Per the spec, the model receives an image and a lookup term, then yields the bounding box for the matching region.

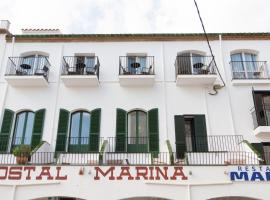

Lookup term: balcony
[251,105,270,137]
[0,135,264,165]
[5,57,50,86]
[230,61,270,85]
[175,56,217,86]
[118,56,155,86]
[61,56,100,86]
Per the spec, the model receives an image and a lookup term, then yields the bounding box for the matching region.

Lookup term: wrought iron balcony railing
[6,56,50,80]
[251,105,270,128]
[175,56,216,75]
[62,56,100,79]
[119,56,155,75]
[0,151,265,165]
[230,61,269,79]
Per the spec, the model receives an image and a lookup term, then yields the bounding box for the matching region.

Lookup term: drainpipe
[187,184,191,200]
[218,34,236,134]
[11,185,16,200]
[50,44,64,147]
[161,42,169,140]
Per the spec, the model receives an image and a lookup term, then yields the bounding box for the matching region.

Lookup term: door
[253,91,270,126]
[127,111,148,153]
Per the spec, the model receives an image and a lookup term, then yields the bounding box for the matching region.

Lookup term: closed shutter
[89,108,101,152]
[148,108,159,157]
[115,108,127,152]
[31,109,46,149]
[0,109,14,152]
[174,115,186,159]
[194,115,208,152]
[55,109,70,152]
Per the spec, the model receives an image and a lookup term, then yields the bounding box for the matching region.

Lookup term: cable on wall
[193,0,226,95]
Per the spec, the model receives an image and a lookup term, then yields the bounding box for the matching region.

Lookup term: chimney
[21,28,61,35]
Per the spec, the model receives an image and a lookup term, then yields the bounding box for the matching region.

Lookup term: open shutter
[251,143,265,164]
[174,115,186,159]
[194,115,208,152]
[148,108,159,156]
[31,109,45,149]
[89,108,101,152]
[55,109,69,153]
[0,109,14,152]
[115,108,127,152]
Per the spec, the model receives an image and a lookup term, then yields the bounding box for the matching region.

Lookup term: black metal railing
[119,56,155,75]
[0,151,266,165]
[107,137,153,153]
[56,137,104,153]
[175,56,216,75]
[230,61,269,79]
[182,135,244,152]
[251,105,270,128]
[62,56,100,79]
[6,56,51,81]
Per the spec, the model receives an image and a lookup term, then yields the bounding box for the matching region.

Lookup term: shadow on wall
[208,197,260,200]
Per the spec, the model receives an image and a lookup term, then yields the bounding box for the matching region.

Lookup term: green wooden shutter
[174,115,186,159]
[0,109,14,152]
[115,108,127,152]
[251,143,265,164]
[31,109,46,149]
[148,108,159,156]
[194,115,208,152]
[89,108,101,152]
[55,109,70,153]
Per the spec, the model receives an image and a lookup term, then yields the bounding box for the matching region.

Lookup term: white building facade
[0,20,270,200]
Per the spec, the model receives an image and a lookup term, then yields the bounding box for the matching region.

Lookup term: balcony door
[231,52,257,79]
[127,111,148,153]
[177,52,204,74]
[127,56,146,75]
[68,111,91,153]
[253,91,270,126]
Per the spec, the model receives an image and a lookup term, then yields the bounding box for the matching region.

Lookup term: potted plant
[12,145,31,165]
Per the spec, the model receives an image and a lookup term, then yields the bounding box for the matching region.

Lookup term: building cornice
[5,32,270,43]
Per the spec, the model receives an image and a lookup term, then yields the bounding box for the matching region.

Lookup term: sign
[0,166,188,181]
[230,166,270,181]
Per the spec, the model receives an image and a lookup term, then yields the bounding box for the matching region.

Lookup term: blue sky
[1,0,270,34]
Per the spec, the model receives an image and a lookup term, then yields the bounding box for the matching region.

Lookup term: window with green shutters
[174,114,208,159]
[55,108,101,153]
[115,108,159,153]
[0,109,45,153]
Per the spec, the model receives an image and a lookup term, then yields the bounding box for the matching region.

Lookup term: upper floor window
[230,51,267,79]
[176,51,215,75]
[119,54,154,75]
[20,54,49,75]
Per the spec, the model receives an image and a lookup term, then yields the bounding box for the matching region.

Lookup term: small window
[230,52,259,79]
[12,111,35,146]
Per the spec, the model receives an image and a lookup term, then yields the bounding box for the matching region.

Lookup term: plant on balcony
[166,140,174,165]
[12,145,31,165]
[99,140,108,165]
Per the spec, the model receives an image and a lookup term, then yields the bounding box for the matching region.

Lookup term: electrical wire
[193,0,226,87]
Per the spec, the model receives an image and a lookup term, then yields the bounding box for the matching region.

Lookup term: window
[177,52,206,75]
[174,115,208,159]
[252,91,270,127]
[12,111,35,146]
[127,56,147,74]
[115,108,159,153]
[69,111,91,152]
[231,52,259,79]
[20,54,48,74]
[128,110,147,151]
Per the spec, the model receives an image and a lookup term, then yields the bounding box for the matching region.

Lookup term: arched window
[68,111,91,152]
[12,111,35,146]
[230,51,259,79]
[127,110,148,152]
[176,51,209,75]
